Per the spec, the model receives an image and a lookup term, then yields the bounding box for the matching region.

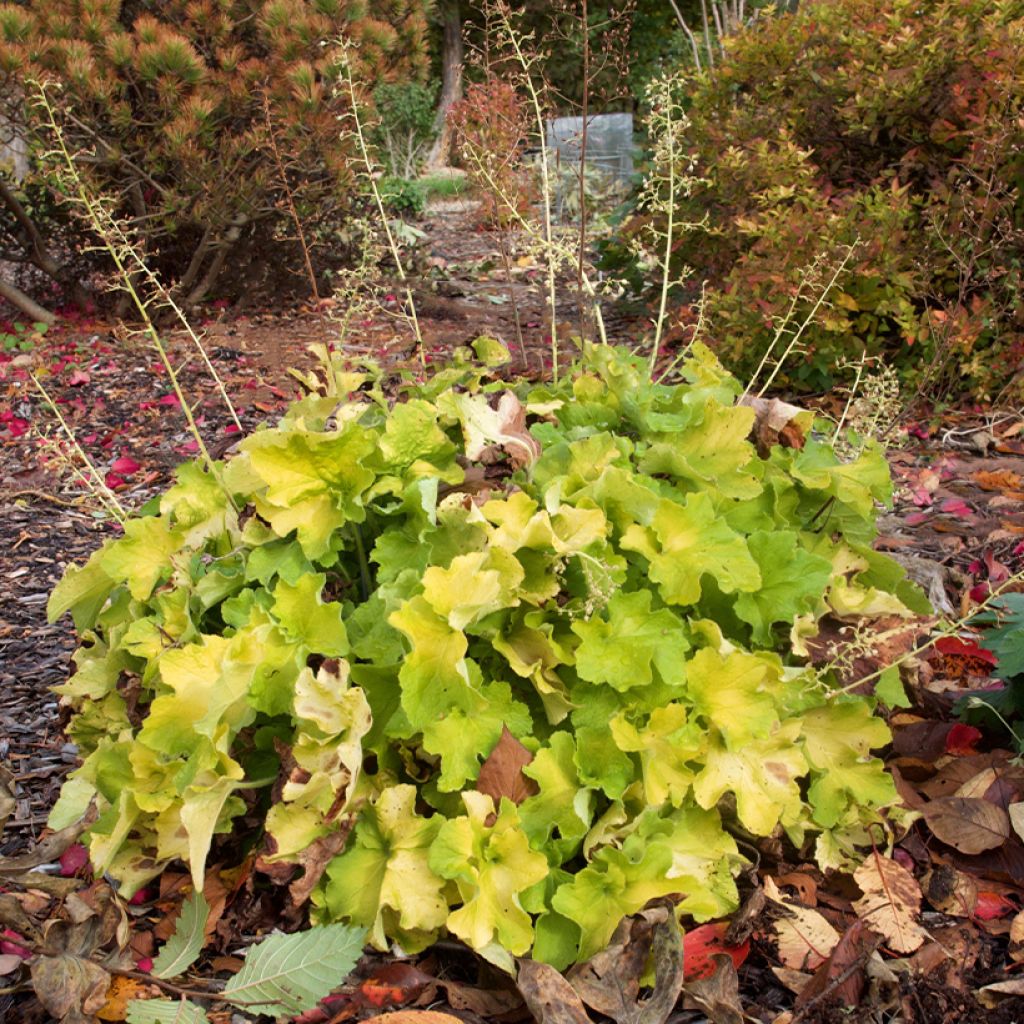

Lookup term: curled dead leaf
[31,953,111,1021]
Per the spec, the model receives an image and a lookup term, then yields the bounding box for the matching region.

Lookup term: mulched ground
[2,203,1024,1022]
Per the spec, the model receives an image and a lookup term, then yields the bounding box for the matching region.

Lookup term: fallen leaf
[357,963,435,1010]
[683,954,744,1024]
[31,953,111,1020]
[1010,801,1024,842]
[362,1014,466,1024]
[763,878,840,970]
[97,976,155,1021]
[476,725,539,810]
[770,967,813,997]
[923,796,1011,853]
[1009,909,1024,962]
[795,920,876,1010]
[974,890,1017,921]
[0,953,23,976]
[977,977,1024,1007]
[567,907,683,1024]
[921,866,977,917]
[683,923,750,981]
[852,857,926,953]
[517,958,592,1024]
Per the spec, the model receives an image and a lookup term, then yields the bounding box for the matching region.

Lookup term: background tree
[0,0,432,311]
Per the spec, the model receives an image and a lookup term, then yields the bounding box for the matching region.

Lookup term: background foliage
[615,0,1024,402]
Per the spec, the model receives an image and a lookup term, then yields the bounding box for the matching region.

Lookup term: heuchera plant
[47,341,927,969]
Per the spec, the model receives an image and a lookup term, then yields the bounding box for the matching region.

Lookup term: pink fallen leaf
[135,957,153,974]
[110,456,141,475]
[104,473,126,490]
[59,843,90,878]
[158,394,181,407]
[940,498,974,518]
[67,369,91,386]
[8,417,29,437]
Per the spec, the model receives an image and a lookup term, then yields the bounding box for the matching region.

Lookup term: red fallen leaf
[683,922,750,980]
[110,456,141,475]
[8,417,28,437]
[104,473,126,490]
[357,963,434,1009]
[59,844,90,878]
[974,892,1017,921]
[129,887,156,907]
[67,369,91,386]
[935,638,998,666]
[945,724,984,756]
[158,393,181,406]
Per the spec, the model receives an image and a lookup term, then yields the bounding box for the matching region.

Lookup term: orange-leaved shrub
[626,0,1024,401]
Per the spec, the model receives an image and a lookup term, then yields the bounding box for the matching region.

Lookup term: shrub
[617,0,1024,400]
[371,80,438,179]
[48,340,926,968]
[378,175,428,217]
[450,74,533,227]
[0,0,432,305]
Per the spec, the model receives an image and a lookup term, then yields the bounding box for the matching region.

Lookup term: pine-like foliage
[0,0,431,301]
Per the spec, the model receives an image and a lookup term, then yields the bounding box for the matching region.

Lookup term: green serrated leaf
[152,891,210,979]
[222,923,365,1015]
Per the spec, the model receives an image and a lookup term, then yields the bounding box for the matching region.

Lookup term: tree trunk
[425,0,464,171]
[0,276,55,323]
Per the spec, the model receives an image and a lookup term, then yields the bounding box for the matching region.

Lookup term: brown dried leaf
[852,857,926,953]
[569,907,683,1024]
[795,919,876,1010]
[363,1014,467,1024]
[0,764,15,833]
[517,958,592,1024]
[922,796,1011,854]
[1009,801,1024,842]
[683,954,744,1024]
[31,953,111,1022]
[920,866,978,917]
[803,616,930,691]
[476,725,539,810]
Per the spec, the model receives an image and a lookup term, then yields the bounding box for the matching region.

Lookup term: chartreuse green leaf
[800,700,896,828]
[572,590,689,691]
[734,532,832,643]
[519,732,595,858]
[610,704,704,807]
[429,792,549,955]
[271,573,348,656]
[47,547,117,630]
[319,785,449,951]
[685,647,780,746]
[50,340,920,969]
[621,494,761,607]
[640,395,760,498]
[693,721,808,834]
[152,891,209,979]
[221,922,365,1016]
[99,516,184,601]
